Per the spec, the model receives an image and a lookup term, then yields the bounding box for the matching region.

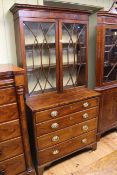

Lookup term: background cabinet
[95,4,117,140]
[0,65,35,175]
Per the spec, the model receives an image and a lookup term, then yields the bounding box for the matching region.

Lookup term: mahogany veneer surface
[26,88,100,175]
[26,88,100,111]
[96,11,117,140]
[0,65,35,175]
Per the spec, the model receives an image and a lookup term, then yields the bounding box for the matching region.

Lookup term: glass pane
[104,29,117,82]
[62,23,87,89]
[23,21,56,95]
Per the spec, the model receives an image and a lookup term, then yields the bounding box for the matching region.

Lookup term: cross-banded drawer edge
[35,97,99,123]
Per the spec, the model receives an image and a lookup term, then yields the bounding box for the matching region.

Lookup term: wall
[0,0,43,64]
[45,0,112,10]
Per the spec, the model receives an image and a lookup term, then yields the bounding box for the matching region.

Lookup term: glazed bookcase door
[103,26,117,84]
[60,21,87,90]
[23,20,58,95]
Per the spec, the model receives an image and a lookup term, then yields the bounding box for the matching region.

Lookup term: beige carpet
[75,150,117,175]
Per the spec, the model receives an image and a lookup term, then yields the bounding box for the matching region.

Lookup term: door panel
[61,21,87,89]
[99,88,117,131]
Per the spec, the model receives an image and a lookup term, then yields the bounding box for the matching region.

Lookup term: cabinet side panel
[98,88,117,133]
[96,26,105,87]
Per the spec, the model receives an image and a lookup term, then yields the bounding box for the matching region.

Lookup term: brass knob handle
[82,125,89,131]
[51,111,58,117]
[83,102,89,108]
[82,113,89,119]
[52,149,59,155]
[52,136,59,142]
[51,123,59,129]
[82,138,87,144]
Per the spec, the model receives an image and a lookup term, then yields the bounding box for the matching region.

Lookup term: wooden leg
[38,166,44,175]
[91,143,97,151]
[97,133,101,141]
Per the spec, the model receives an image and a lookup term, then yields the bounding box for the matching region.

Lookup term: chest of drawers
[0,65,35,175]
[26,88,100,175]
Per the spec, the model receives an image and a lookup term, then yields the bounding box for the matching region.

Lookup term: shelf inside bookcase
[25,42,86,50]
[26,62,86,72]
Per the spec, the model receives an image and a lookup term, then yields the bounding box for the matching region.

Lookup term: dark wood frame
[95,10,117,140]
[10,3,89,96]
[0,65,35,175]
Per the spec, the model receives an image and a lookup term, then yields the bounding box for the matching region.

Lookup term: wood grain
[0,103,19,123]
[0,154,26,175]
[36,110,97,136]
[38,130,96,165]
[0,87,16,105]
[43,132,117,175]
[75,151,117,175]
[37,118,97,150]
[27,88,100,112]
[36,104,99,123]
[95,11,117,140]
[0,137,23,161]
[0,65,35,175]
[0,120,20,142]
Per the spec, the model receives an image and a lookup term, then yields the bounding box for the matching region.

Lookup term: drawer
[0,137,23,161]
[36,97,99,123]
[0,88,16,105]
[38,130,96,165]
[0,103,19,123]
[0,154,26,175]
[0,120,20,142]
[37,118,97,150]
[36,107,98,136]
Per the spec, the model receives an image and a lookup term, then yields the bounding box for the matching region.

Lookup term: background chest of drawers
[26,88,100,175]
[0,65,35,175]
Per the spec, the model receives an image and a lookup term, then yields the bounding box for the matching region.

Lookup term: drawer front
[0,103,18,123]
[36,97,99,123]
[0,120,20,142]
[0,137,23,161]
[0,88,16,105]
[0,155,26,175]
[36,107,98,136]
[37,118,97,150]
[38,130,96,165]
